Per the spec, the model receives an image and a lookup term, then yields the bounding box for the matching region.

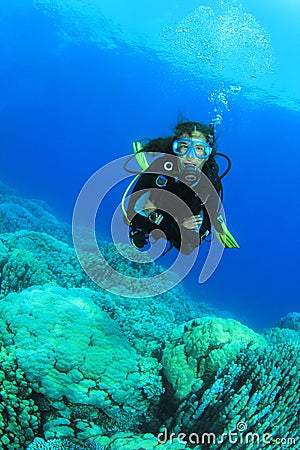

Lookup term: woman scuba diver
[123,121,239,255]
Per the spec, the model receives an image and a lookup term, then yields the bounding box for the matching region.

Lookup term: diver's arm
[139,197,163,225]
[126,171,157,222]
[129,164,165,225]
[132,191,164,225]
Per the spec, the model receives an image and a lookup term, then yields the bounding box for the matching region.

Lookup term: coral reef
[0,181,298,449]
[86,284,215,357]
[0,345,40,449]
[264,312,300,345]
[263,326,300,345]
[0,230,216,357]
[0,181,71,243]
[26,437,103,449]
[27,434,186,449]
[0,285,163,440]
[0,230,95,297]
[91,431,186,449]
[278,312,300,333]
[162,317,266,402]
[167,342,300,449]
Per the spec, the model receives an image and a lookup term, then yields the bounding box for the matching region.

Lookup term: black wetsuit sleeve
[126,157,169,222]
[126,173,157,223]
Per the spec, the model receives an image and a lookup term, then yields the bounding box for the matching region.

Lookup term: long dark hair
[174,121,216,150]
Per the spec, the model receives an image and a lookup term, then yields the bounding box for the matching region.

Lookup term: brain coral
[162,317,266,401]
[0,285,163,439]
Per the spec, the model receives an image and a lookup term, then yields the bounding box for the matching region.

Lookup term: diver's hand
[144,198,156,212]
[181,215,202,230]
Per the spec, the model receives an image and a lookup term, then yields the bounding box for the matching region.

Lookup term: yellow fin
[215,215,240,248]
[133,141,149,170]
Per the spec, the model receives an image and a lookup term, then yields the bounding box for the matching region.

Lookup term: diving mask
[173,138,212,160]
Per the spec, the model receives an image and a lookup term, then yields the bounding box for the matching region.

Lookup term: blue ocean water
[0,0,299,331]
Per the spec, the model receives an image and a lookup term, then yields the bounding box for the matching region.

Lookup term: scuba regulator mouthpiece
[181,164,201,188]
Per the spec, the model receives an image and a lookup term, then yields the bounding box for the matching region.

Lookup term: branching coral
[168,342,300,449]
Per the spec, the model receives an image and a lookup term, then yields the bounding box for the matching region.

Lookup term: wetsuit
[126,154,222,254]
